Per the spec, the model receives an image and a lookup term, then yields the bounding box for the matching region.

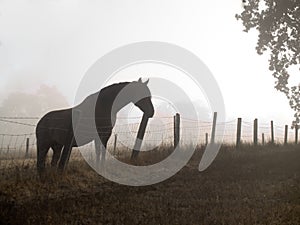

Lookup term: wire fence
[0,114,298,160]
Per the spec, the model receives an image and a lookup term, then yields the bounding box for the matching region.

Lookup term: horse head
[133,78,154,118]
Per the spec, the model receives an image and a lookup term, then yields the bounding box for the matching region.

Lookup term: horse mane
[100,81,130,93]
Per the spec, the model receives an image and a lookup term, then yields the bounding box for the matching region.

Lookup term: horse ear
[144,79,149,85]
[138,77,142,83]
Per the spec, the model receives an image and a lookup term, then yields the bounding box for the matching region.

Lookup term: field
[0,144,300,225]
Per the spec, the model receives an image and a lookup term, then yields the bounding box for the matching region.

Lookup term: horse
[36,78,154,175]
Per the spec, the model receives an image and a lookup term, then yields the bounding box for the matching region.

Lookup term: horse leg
[37,139,51,176]
[99,133,111,170]
[58,135,74,173]
[95,139,101,166]
[51,143,63,168]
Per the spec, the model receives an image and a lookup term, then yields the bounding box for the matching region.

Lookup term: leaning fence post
[131,114,150,159]
[25,138,29,158]
[295,124,298,144]
[284,125,288,145]
[236,118,242,147]
[253,118,258,145]
[173,113,180,148]
[210,112,217,144]
[270,120,274,144]
[113,134,117,154]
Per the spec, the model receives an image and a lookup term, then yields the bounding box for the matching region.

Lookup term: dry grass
[0,144,300,225]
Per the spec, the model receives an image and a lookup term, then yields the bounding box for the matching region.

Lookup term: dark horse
[36,78,154,174]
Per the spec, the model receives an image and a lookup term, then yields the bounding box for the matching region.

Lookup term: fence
[0,113,299,158]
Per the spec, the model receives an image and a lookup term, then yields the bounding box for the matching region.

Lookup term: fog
[0,0,295,127]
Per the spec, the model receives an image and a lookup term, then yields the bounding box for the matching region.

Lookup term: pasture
[1,144,300,225]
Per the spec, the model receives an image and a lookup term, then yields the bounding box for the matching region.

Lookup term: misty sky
[0,0,296,125]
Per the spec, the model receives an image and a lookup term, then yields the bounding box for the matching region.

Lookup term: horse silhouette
[36,78,154,175]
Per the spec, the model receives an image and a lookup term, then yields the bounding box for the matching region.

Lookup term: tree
[236,0,300,127]
[0,84,68,117]
[0,85,69,135]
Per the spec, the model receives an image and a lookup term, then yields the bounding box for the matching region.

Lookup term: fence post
[262,133,265,146]
[295,124,298,144]
[211,112,217,144]
[0,135,3,151]
[284,125,288,145]
[270,120,274,144]
[205,133,208,146]
[253,118,258,145]
[25,138,29,158]
[173,113,180,148]
[113,134,117,154]
[131,114,149,159]
[236,118,242,147]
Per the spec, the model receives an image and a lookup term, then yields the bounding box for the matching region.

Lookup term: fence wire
[0,116,298,160]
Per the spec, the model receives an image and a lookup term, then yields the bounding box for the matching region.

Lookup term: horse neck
[102,82,132,115]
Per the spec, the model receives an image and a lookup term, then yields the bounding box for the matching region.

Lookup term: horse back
[36,109,72,145]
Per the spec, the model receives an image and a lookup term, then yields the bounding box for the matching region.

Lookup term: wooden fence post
[262,133,265,146]
[253,118,258,145]
[173,113,180,148]
[113,134,117,154]
[236,118,242,147]
[25,138,29,158]
[284,125,288,145]
[131,114,149,159]
[295,124,298,144]
[271,120,274,144]
[173,114,176,148]
[0,135,3,151]
[205,133,208,146]
[210,112,217,144]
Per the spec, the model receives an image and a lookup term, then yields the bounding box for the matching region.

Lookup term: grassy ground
[0,144,300,225]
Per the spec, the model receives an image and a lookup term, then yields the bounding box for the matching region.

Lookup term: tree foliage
[0,85,68,117]
[0,85,69,135]
[236,0,300,127]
